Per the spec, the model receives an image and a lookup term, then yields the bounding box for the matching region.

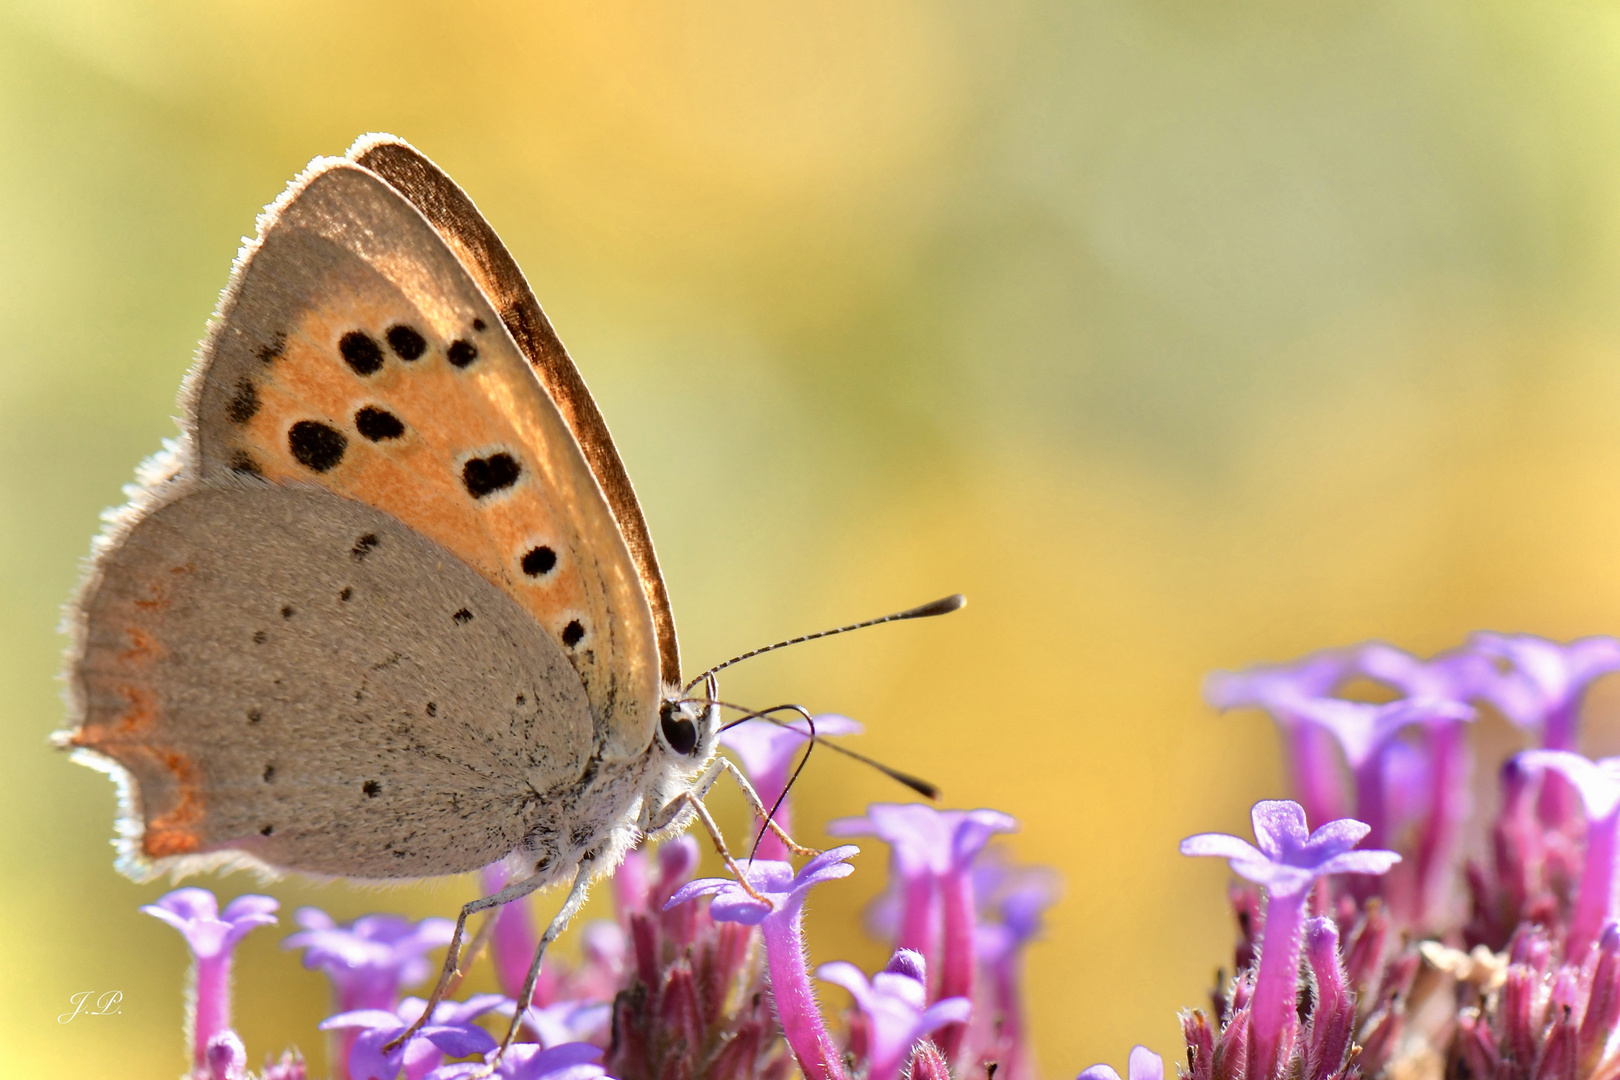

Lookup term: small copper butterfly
[56,133,959,1058]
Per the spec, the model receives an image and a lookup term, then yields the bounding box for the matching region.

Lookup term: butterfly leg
[659,786,773,904]
[704,758,820,858]
[488,859,597,1064]
[381,869,550,1054]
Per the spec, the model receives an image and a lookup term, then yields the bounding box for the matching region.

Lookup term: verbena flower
[428,1041,608,1080]
[1471,633,1620,750]
[1205,649,1360,827]
[139,628,1620,1080]
[1181,801,1399,1080]
[607,836,787,1080]
[667,847,861,1080]
[817,950,970,1080]
[319,994,504,1080]
[284,908,454,1079]
[142,888,279,1076]
[972,846,1060,1080]
[1357,643,1492,921]
[1078,1045,1164,1080]
[1280,695,1473,855]
[1515,751,1620,954]
[284,909,455,1012]
[828,805,1015,1006]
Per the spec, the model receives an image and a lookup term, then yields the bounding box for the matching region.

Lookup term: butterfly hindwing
[186,159,660,761]
[69,481,593,880]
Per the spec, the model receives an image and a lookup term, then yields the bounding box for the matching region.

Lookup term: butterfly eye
[659,701,699,757]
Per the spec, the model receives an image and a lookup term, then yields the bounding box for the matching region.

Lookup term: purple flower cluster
[139,713,1054,1080]
[1092,632,1620,1080]
[136,631,1620,1080]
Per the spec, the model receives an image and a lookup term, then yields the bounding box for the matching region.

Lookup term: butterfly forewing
[347,134,682,692]
[186,161,659,762]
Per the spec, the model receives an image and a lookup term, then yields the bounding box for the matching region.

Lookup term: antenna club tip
[911,594,966,619]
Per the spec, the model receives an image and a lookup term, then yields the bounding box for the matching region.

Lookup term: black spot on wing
[351,534,380,560]
[362,780,381,798]
[522,546,556,577]
[386,324,427,360]
[340,331,385,375]
[562,620,585,648]
[340,586,353,602]
[472,317,487,332]
[256,332,285,364]
[355,406,405,441]
[288,420,347,472]
[447,339,478,368]
[247,709,262,724]
[225,378,259,424]
[262,764,275,782]
[452,608,473,625]
[462,453,521,498]
[280,605,294,619]
[252,630,268,645]
[260,824,274,836]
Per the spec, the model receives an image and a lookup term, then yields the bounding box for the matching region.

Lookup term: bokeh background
[9,2,1620,1076]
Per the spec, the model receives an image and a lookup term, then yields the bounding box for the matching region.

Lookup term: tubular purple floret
[141,888,279,1075]
[1182,801,1399,1080]
[665,847,862,1080]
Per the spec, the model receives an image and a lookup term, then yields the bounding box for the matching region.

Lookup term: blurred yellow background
[9,1,1620,1077]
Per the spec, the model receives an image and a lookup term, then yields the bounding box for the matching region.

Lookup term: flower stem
[762,905,848,1080]
[1250,889,1306,1080]
[192,952,231,1071]
[938,867,975,1060]
[1571,810,1620,955]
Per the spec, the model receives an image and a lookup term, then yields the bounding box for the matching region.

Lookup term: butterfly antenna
[684,593,966,694]
[703,699,941,800]
[749,712,817,861]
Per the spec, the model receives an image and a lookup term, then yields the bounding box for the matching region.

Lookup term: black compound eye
[660,701,699,757]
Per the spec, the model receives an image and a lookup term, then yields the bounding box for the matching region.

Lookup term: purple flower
[666,846,861,1080]
[1205,649,1359,826]
[721,713,862,860]
[1515,751,1620,954]
[1284,695,1474,853]
[284,908,455,1010]
[818,950,970,1080]
[284,908,454,1078]
[501,999,612,1048]
[827,803,1016,1030]
[1358,644,1492,925]
[973,850,1060,1080]
[141,888,279,1074]
[1472,633,1620,750]
[1077,1045,1164,1080]
[1181,802,1399,1080]
[320,994,503,1080]
[427,1042,608,1080]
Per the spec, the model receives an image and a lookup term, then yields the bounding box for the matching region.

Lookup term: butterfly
[58,133,958,1060]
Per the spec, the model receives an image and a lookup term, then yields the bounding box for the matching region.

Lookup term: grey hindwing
[74,479,594,879]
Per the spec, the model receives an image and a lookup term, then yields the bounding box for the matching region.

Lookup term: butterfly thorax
[508,695,718,888]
